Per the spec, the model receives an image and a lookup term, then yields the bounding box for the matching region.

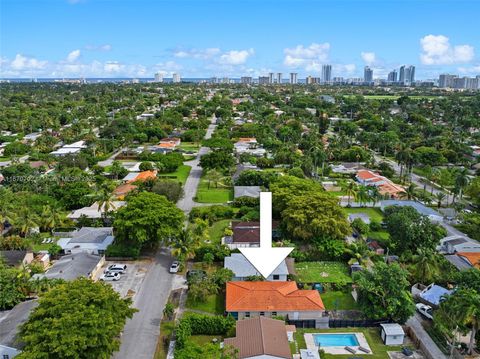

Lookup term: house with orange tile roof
[457,252,480,269]
[356,169,405,198]
[159,137,181,146]
[226,281,325,326]
[113,183,137,200]
[122,170,157,184]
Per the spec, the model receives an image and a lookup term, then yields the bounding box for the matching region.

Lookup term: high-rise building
[306,76,320,84]
[258,76,270,85]
[387,70,398,83]
[321,64,332,84]
[399,66,406,84]
[276,72,282,84]
[154,73,164,82]
[172,73,181,83]
[364,66,373,84]
[439,74,457,88]
[407,65,415,84]
[269,72,274,84]
[289,73,298,84]
[241,76,253,84]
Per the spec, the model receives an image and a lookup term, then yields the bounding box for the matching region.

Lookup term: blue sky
[1,0,479,78]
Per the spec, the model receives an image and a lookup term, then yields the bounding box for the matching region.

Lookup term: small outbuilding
[380,323,405,345]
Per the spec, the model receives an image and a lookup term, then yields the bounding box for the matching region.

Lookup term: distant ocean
[0,78,240,83]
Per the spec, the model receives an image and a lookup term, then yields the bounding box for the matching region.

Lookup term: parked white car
[169,261,180,273]
[416,303,433,320]
[100,272,121,281]
[105,264,127,274]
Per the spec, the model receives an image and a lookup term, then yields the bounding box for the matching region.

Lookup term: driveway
[97,260,150,300]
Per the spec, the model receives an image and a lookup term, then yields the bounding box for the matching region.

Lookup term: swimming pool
[313,333,359,347]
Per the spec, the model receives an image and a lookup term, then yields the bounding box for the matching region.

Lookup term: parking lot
[95,260,151,300]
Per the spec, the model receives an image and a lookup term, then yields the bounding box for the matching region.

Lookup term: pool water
[313,334,359,347]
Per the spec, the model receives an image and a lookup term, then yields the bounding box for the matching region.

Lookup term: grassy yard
[185,293,225,315]
[158,165,191,185]
[208,219,231,244]
[344,207,384,223]
[153,320,175,359]
[295,262,352,284]
[188,335,222,346]
[178,142,200,152]
[195,177,233,203]
[320,290,359,310]
[293,327,408,359]
[368,231,390,242]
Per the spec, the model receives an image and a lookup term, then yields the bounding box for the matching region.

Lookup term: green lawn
[195,177,233,203]
[178,142,200,152]
[368,231,390,241]
[295,262,352,284]
[188,335,221,346]
[344,207,384,223]
[154,320,175,359]
[158,165,191,185]
[185,293,225,315]
[208,219,231,244]
[320,290,359,310]
[293,327,408,359]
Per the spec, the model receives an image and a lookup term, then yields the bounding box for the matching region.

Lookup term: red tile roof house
[223,317,292,359]
[226,281,326,328]
[355,169,405,198]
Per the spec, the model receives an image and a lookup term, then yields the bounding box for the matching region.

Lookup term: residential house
[68,201,126,220]
[226,281,326,327]
[381,200,443,223]
[0,300,39,358]
[233,186,261,199]
[413,283,452,307]
[457,252,480,269]
[122,170,157,183]
[223,221,279,249]
[440,235,480,254]
[113,183,138,200]
[33,252,105,281]
[0,250,34,267]
[356,170,405,198]
[223,317,291,359]
[56,227,114,255]
[234,138,266,157]
[159,137,181,146]
[50,140,87,157]
[224,253,289,281]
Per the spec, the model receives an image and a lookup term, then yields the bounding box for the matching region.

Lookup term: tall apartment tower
[172,73,181,83]
[154,72,164,82]
[399,66,406,84]
[240,76,253,84]
[439,74,457,88]
[387,70,398,83]
[407,65,415,84]
[269,72,274,84]
[364,66,373,84]
[321,64,332,84]
[289,73,298,84]
[276,72,282,84]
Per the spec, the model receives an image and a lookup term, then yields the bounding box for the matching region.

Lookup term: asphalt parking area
[97,260,151,300]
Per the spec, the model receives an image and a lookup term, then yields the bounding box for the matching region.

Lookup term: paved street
[407,314,448,359]
[113,116,217,359]
[113,251,174,359]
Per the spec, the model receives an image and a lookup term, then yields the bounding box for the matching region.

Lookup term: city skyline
[1,0,479,79]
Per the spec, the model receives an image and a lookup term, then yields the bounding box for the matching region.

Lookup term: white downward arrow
[239,192,294,279]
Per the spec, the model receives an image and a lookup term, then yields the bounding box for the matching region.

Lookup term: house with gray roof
[440,235,480,254]
[234,186,261,199]
[380,200,443,222]
[33,252,105,281]
[224,253,289,281]
[57,227,114,255]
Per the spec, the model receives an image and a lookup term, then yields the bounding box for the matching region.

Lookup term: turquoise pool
[313,333,359,347]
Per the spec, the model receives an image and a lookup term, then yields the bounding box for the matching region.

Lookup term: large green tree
[114,192,184,247]
[17,278,137,359]
[354,262,415,324]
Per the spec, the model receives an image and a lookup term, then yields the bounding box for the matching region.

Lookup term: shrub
[369,220,382,232]
[105,242,141,259]
[232,196,259,208]
[189,205,234,222]
[351,218,370,235]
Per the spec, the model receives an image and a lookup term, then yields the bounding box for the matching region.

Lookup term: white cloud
[458,65,480,74]
[218,49,254,65]
[361,52,376,65]
[283,43,330,69]
[420,35,474,65]
[85,44,112,52]
[10,54,48,70]
[174,48,221,59]
[333,63,356,75]
[66,49,81,62]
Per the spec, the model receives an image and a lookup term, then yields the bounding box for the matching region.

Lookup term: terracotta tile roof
[157,142,176,148]
[127,170,157,183]
[357,169,379,180]
[457,252,480,269]
[113,183,137,197]
[226,281,325,312]
[224,317,291,359]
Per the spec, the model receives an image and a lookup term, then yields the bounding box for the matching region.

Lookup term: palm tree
[39,205,67,233]
[344,242,374,266]
[410,248,441,283]
[343,181,358,207]
[356,185,370,207]
[13,208,39,237]
[96,187,116,222]
[367,185,381,207]
[400,183,418,201]
[170,229,198,262]
[455,168,470,201]
[205,169,223,189]
[434,192,446,209]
